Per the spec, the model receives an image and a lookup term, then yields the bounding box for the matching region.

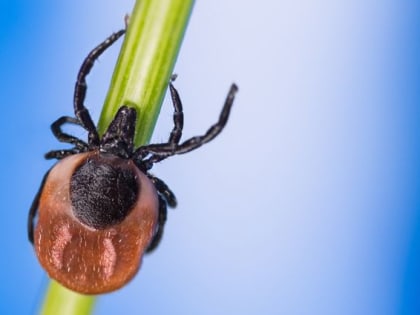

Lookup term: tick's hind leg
[146,195,167,253]
[148,174,177,208]
[145,174,176,252]
[28,170,51,244]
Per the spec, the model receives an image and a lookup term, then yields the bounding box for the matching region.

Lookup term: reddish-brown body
[34,152,159,294]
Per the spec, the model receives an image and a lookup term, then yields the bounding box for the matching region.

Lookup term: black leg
[165,83,238,154]
[74,30,125,146]
[146,194,167,253]
[136,83,238,161]
[28,170,51,244]
[51,116,88,150]
[148,174,177,207]
[167,82,184,145]
[45,148,84,160]
[134,81,184,163]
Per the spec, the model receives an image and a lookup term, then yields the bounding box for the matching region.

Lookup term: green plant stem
[40,281,95,315]
[98,0,194,146]
[39,0,194,314]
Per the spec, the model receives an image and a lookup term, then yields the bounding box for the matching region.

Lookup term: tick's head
[99,106,137,159]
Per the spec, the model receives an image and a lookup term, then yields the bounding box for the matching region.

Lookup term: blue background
[1,0,420,314]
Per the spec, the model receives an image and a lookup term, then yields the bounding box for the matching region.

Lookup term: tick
[28,29,238,294]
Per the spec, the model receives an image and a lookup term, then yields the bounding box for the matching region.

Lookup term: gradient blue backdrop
[1,0,419,314]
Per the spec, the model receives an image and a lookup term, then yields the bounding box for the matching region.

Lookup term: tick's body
[34,151,159,293]
[28,29,237,294]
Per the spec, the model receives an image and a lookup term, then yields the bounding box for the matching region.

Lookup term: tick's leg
[134,81,184,164]
[164,83,238,155]
[51,116,88,150]
[136,84,238,163]
[74,30,125,146]
[44,148,84,160]
[166,82,184,146]
[148,174,177,207]
[28,170,51,244]
[146,194,167,253]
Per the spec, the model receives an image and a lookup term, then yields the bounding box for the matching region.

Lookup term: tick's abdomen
[34,152,159,294]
